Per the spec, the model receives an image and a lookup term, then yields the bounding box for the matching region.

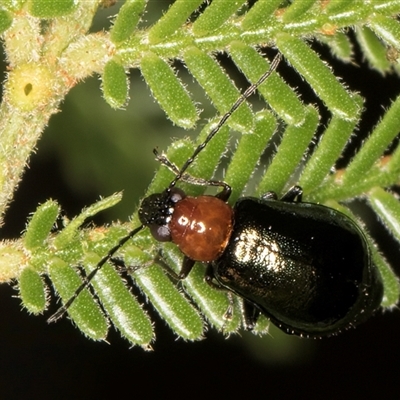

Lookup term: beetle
[48,52,383,337]
[137,179,383,337]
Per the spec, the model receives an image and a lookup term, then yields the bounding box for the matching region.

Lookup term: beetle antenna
[47,224,144,323]
[168,52,282,189]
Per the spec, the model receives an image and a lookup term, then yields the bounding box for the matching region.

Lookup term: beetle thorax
[169,195,234,262]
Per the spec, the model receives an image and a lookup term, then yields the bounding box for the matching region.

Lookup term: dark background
[1,2,399,399]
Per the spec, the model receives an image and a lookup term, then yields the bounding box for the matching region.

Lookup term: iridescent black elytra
[213,188,383,337]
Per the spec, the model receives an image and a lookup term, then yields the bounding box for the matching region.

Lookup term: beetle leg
[109,257,131,273]
[204,264,224,290]
[178,178,231,201]
[242,300,261,331]
[152,253,194,280]
[261,191,278,200]
[214,183,231,201]
[154,148,232,200]
[281,185,303,202]
[178,256,196,279]
[152,255,181,280]
[204,265,237,323]
[223,292,234,321]
[115,253,181,280]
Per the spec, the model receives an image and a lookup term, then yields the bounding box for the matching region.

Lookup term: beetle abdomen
[214,197,383,336]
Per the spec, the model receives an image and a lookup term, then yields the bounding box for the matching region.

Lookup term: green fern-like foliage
[0,0,400,348]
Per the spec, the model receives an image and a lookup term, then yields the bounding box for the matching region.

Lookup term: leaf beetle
[48,53,383,337]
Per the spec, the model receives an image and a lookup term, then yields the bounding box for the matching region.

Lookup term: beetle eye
[149,224,172,242]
